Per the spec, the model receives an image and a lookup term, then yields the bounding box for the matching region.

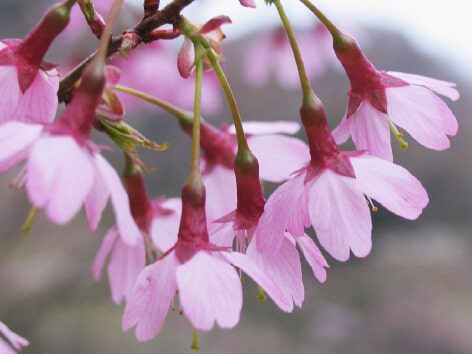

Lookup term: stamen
[366,196,378,213]
[191,329,200,351]
[257,285,267,302]
[21,206,38,234]
[387,118,408,150]
[9,168,27,190]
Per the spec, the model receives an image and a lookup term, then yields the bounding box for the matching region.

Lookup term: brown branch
[58,0,195,103]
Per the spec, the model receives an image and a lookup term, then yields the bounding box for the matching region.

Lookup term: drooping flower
[0,0,75,124]
[123,176,288,341]
[331,32,459,161]
[257,95,429,261]
[0,321,29,353]
[0,37,140,245]
[92,163,181,304]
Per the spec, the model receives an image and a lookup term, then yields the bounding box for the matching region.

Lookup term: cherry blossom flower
[0,0,76,123]
[123,177,288,341]
[0,321,29,353]
[331,33,459,161]
[239,0,256,8]
[257,96,429,261]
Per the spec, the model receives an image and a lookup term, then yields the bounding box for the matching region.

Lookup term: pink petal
[177,251,242,331]
[387,85,458,150]
[248,135,310,182]
[239,0,256,8]
[26,135,94,224]
[248,235,304,311]
[332,114,352,145]
[108,236,145,304]
[295,233,329,283]
[92,226,118,281]
[308,170,372,261]
[223,248,294,312]
[0,338,15,354]
[349,102,393,161]
[12,69,59,124]
[197,16,232,35]
[0,122,42,172]
[350,154,429,220]
[150,198,181,252]
[388,71,459,101]
[0,65,21,121]
[229,121,301,135]
[122,252,179,341]
[202,165,236,222]
[0,321,29,351]
[177,37,194,78]
[93,154,141,246]
[257,172,307,256]
[85,160,111,232]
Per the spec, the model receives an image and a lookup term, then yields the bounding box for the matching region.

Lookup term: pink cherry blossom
[0,122,140,246]
[0,321,29,353]
[239,0,256,8]
[257,151,428,261]
[331,34,459,161]
[92,197,182,304]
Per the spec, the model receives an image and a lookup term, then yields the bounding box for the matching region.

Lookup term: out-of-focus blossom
[0,0,76,123]
[0,321,29,353]
[331,33,459,161]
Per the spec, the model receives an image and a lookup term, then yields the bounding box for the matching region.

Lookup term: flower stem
[206,51,249,150]
[273,0,314,103]
[298,0,341,38]
[189,55,204,177]
[191,328,200,351]
[112,85,193,125]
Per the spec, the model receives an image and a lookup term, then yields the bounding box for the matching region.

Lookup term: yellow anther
[191,329,200,351]
[257,285,267,302]
[387,118,408,150]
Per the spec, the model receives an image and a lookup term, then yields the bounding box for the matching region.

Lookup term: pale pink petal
[84,161,111,232]
[388,71,459,101]
[150,198,181,252]
[108,236,145,304]
[26,135,94,224]
[308,170,372,261]
[12,69,59,124]
[228,121,300,135]
[0,122,42,172]
[122,252,179,341]
[294,233,329,283]
[0,321,29,351]
[257,171,307,255]
[248,135,310,182]
[387,85,458,150]
[332,114,352,145]
[248,235,304,311]
[223,248,293,312]
[202,165,236,222]
[0,66,21,121]
[177,251,242,331]
[92,227,118,281]
[0,338,15,354]
[93,154,140,246]
[349,102,393,161]
[208,222,235,248]
[350,154,429,220]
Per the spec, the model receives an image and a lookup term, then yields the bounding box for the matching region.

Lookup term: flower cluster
[0,0,459,351]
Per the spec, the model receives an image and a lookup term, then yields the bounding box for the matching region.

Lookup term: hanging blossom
[179,118,309,222]
[257,95,429,262]
[0,0,75,124]
[0,42,140,246]
[92,165,182,304]
[123,178,290,341]
[0,321,29,353]
[331,32,459,161]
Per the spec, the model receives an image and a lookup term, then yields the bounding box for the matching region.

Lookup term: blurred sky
[164,0,472,79]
